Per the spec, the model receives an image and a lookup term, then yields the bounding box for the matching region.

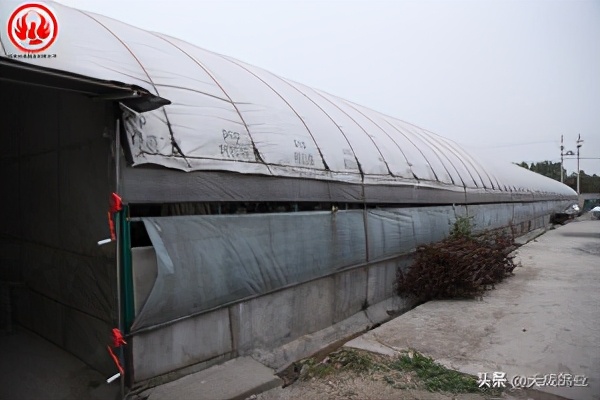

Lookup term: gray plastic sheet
[366,206,459,261]
[467,203,514,233]
[131,201,574,331]
[132,211,366,330]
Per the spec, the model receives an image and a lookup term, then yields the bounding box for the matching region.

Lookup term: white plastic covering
[0,1,577,199]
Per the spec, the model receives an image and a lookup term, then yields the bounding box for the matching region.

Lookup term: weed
[296,348,503,396]
[300,358,334,379]
[388,351,483,393]
[298,349,376,380]
[450,215,474,238]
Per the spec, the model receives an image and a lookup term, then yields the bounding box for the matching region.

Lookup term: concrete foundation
[130,254,416,383]
[132,308,232,381]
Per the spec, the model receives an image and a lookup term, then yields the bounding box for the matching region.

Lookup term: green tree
[565,171,600,194]
[529,161,564,181]
[516,160,600,193]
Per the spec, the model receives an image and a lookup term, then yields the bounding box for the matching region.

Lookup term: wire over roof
[0,1,576,199]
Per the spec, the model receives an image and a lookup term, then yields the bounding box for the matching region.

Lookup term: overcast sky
[56,0,599,175]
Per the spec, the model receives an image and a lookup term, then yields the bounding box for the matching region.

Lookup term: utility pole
[576,134,584,194]
[560,135,564,183]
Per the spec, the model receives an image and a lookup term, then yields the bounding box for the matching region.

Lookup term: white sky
[56,0,600,175]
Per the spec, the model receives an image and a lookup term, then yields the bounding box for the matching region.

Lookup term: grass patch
[296,349,503,396]
[389,351,489,393]
[298,349,378,380]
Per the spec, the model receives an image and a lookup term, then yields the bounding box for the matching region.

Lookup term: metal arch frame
[74,10,189,168]
[149,33,271,170]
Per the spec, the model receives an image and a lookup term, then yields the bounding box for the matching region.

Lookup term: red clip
[107,193,122,240]
[107,328,127,376]
[110,193,123,213]
[111,328,127,348]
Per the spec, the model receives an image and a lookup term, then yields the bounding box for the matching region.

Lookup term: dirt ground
[253,373,532,400]
[251,351,533,400]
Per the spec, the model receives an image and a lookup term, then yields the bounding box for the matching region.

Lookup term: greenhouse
[0,0,576,385]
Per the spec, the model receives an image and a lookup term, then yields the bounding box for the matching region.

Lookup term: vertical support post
[114,119,126,399]
[577,150,580,194]
[560,135,564,183]
[576,134,583,195]
[115,119,135,390]
[362,203,369,263]
[120,206,135,331]
[361,189,370,308]
[114,212,125,398]
[116,119,121,194]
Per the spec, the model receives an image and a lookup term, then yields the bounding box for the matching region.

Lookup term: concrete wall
[130,255,411,382]
[0,81,117,374]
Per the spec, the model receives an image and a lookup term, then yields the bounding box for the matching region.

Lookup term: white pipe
[106,373,121,384]
[97,238,112,246]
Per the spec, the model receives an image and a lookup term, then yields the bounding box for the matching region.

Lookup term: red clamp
[111,328,127,348]
[107,193,123,240]
[110,193,123,214]
[107,328,127,376]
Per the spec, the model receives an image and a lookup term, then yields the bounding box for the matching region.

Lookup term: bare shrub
[397,219,518,301]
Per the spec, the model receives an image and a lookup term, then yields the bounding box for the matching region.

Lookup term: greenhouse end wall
[0,80,118,375]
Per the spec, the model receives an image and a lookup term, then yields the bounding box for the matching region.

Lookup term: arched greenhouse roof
[0,1,576,200]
